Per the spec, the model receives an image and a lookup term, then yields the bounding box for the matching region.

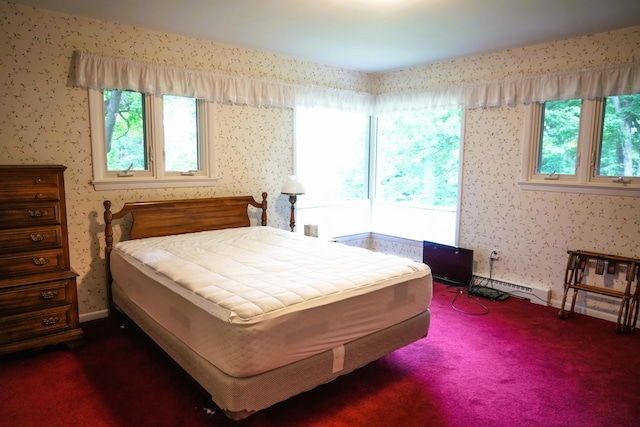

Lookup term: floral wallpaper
[1,1,639,322]
[0,2,368,316]
[368,236,423,262]
[335,234,423,262]
[372,26,640,318]
[370,27,640,93]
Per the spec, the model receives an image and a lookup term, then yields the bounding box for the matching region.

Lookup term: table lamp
[281,176,305,232]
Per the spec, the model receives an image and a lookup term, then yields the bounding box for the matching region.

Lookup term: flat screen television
[423,241,474,287]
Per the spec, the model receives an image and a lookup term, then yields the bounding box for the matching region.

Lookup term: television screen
[423,241,474,287]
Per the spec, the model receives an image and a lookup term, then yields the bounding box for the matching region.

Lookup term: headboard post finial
[104,200,113,248]
[261,192,268,226]
[103,200,114,313]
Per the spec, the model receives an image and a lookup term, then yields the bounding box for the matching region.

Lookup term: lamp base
[288,194,297,232]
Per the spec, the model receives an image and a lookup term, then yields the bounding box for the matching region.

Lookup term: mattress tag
[332,345,345,373]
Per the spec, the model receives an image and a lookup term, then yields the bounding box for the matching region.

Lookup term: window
[373,109,462,245]
[104,90,147,172]
[294,106,463,244]
[294,106,371,237]
[89,89,216,190]
[295,106,370,205]
[537,99,581,176]
[376,109,461,207]
[162,95,199,172]
[521,94,640,195]
[597,95,640,179]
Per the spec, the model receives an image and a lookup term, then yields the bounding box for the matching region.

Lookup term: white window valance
[71,50,373,112]
[294,85,374,113]
[72,51,639,114]
[376,61,640,113]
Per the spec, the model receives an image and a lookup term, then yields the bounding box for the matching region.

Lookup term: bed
[103,193,432,419]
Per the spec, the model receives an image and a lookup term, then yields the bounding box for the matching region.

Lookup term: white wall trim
[549,298,631,326]
[333,231,371,242]
[79,309,109,323]
[370,232,422,247]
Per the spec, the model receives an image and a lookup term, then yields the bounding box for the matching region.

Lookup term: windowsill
[92,177,219,191]
[518,181,640,197]
[370,232,422,246]
[328,231,423,248]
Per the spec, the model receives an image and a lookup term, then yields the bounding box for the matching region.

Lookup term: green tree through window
[377,109,461,208]
[600,94,640,177]
[104,90,146,171]
[538,99,581,175]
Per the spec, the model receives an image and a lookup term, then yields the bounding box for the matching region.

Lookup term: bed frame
[102,193,430,419]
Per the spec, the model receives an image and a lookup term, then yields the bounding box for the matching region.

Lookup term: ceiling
[9,0,640,72]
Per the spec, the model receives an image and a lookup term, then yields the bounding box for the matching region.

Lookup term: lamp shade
[281,175,305,195]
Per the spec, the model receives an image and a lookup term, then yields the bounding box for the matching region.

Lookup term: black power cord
[447,252,501,315]
[448,284,490,315]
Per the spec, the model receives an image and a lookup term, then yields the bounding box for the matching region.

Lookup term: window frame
[88,88,217,191]
[520,98,640,196]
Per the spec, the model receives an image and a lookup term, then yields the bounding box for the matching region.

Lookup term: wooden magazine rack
[559,250,640,334]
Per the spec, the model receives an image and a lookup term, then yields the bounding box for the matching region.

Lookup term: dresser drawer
[0,226,63,253]
[0,249,66,277]
[0,203,61,228]
[0,305,71,345]
[0,280,70,313]
[0,173,61,203]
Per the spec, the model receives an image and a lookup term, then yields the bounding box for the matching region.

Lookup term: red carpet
[2,282,639,426]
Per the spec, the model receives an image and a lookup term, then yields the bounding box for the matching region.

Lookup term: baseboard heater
[422,241,551,305]
[472,275,551,305]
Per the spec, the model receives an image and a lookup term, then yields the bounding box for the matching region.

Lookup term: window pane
[295,107,369,206]
[376,109,461,207]
[163,96,198,172]
[597,94,640,177]
[374,109,461,245]
[104,90,146,171]
[538,99,581,175]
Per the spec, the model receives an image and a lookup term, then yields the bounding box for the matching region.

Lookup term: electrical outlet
[490,250,499,260]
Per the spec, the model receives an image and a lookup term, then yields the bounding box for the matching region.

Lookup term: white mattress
[111,226,432,378]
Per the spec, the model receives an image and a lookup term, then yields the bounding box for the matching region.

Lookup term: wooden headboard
[103,192,268,309]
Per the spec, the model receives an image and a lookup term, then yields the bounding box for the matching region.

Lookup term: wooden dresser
[0,165,84,354]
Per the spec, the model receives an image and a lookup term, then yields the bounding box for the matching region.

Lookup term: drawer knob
[34,178,42,184]
[35,193,43,199]
[29,233,49,242]
[32,257,50,266]
[41,291,59,300]
[27,209,47,218]
[42,316,60,326]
